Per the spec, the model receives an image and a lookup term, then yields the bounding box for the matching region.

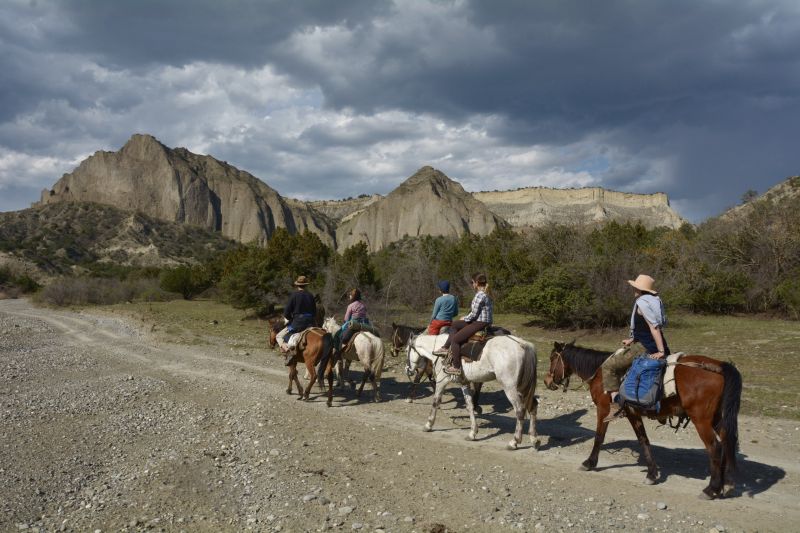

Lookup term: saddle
[341,322,381,361]
[459,326,512,362]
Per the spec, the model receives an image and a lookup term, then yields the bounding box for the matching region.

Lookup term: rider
[602,274,670,421]
[433,273,492,375]
[428,280,458,334]
[334,288,371,355]
[281,275,317,364]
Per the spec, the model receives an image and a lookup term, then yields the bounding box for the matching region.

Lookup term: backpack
[619,356,666,411]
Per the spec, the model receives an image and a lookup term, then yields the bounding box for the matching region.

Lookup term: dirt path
[1,299,798,532]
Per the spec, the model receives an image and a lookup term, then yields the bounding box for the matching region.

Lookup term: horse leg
[472,382,483,415]
[345,360,356,390]
[424,370,448,432]
[528,395,540,450]
[582,385,611,471]
[628,415,659,484]
[325,359,335,408]
[406,369,424,403]
[287,365,298,395]
[356,368,371,399]
[302,360,317,401]
[692,415,725,499]
[501,386,526,450]
[371,370,381,403]
[463,383,478,441]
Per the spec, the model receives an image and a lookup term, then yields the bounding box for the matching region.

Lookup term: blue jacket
[431,294,458,321]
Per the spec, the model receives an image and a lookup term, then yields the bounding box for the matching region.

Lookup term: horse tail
[369,335,385,380]
[516,342,538,413]
[717,361,742,472]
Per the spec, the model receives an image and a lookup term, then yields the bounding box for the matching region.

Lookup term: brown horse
[544,341,742,499]
[268,320,337,407]
[390,323,426,357]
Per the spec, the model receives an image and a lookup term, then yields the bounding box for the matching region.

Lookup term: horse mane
[563,344,613,378]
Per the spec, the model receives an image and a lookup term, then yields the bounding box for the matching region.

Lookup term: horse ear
[568,338,576,347]
[553,341,563,349]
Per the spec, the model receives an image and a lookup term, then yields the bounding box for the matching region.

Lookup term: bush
[504,266,594,327]
[35,277,178,307]
[774,276,800,320]
[159,265,211,300]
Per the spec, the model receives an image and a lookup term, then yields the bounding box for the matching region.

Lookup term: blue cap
[437,280,450,293]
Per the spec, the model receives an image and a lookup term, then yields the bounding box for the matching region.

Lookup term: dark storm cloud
[1,0,798,221]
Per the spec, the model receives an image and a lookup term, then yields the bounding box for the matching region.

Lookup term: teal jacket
[431,294,458,321]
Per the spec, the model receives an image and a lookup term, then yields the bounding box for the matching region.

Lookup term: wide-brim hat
[627,274,657,294]
[293,275,311,286]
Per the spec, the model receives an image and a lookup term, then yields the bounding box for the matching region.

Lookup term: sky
[1,0,798,222]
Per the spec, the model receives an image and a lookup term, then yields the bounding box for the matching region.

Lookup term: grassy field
[101,300,800,420]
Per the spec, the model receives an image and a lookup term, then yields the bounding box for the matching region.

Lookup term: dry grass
[102,300,800,419]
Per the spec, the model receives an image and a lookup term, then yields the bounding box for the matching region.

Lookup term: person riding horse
[433,273,493,375]
[332,288,371,357]
[281,275,317,365]
[428,280,458,334]
[602,274,670,421]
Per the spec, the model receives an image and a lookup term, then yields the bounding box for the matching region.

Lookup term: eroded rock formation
[37,134,336,247]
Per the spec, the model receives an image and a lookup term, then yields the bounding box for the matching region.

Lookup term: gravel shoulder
[1,298,798,532]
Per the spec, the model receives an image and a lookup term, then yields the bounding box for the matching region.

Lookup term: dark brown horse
[390,323,426,357]
[544,341,742,499]
[269,320,337,407]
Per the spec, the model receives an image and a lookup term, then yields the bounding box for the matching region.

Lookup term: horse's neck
[565,347,610,381]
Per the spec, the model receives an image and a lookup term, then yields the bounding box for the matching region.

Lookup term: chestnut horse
[544,341,742,499]
[268,321,337,407]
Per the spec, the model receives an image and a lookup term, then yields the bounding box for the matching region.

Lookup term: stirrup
[432,347,450,356]
[443,365,461,375]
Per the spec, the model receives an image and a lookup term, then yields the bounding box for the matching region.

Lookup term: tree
[741,189,758,204]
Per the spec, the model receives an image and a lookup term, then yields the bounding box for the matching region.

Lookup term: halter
[548,347,571,391]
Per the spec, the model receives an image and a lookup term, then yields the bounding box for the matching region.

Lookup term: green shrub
[504,266,594,327]
[159,265,211,300]
[774,276,800,320]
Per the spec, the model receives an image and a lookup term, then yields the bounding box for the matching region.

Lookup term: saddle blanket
[662,352,684,398]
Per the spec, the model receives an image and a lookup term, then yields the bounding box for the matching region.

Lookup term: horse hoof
[506,441,518,450]
[423,424,432,432]
[405,398,412,403]
[285,388,292,394]
[531,439,541,451]
[327,402,332,408]
[475,406,483,415]
[579,462,593,471]
[698,491,715,500]
[644,477,657,486]
[466,434,477,442]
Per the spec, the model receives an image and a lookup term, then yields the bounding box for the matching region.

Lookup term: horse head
[544,341,573,391]
[322,316,339,334]
[267,318,283,349]
[404,333,422,377]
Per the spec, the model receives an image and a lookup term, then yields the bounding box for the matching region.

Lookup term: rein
[668,360,723,374]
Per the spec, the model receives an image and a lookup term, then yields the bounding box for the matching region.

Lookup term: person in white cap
[601,274,670,421]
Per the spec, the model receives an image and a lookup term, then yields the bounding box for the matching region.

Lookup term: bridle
[548,347,571,391]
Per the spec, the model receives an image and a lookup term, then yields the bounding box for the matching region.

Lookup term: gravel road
[1,299,798,532]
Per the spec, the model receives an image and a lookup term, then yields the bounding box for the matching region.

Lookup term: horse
[406,333,539,450]
[390,322,426,357]
[544,341,742,499]
[322,317,385,402]
[268,319,337,407]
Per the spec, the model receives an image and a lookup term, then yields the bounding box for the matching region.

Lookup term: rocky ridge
[36,134,336,247]
[32,133,691,252]
[335,166,506,252]
[473,187,687,230]
[717,176,800,222]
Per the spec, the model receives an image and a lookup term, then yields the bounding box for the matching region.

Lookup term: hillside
[0,202,237,274]
[336,166,506,252]
[308,194,382,222]
[36,134,336,247]
[717,175,800,221]
[473,187,687,230]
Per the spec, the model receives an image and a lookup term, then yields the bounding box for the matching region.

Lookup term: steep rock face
[473,187,687,229]
[37,134,336,246]
[336,167,505,252]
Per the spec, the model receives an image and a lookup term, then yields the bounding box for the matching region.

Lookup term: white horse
[323,317,385,402]
[406,333,540,450]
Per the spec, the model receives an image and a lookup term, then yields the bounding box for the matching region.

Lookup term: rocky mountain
[335,166,506,251]
[36,134,336,247]
[473,187,687,230]
[0,202,237,274]
[30,133,694,254]
[717,176,800,221]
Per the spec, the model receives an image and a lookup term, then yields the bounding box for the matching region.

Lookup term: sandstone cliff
[473,187,687,230]
[37,134,336,247]
[336,167,506,252]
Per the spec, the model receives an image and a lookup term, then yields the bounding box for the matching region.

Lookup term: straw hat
[293,275,311,286]
[627,274,657,294]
